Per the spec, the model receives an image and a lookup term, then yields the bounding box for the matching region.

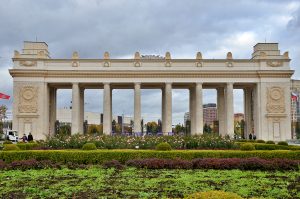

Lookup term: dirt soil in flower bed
[0,168,299,199]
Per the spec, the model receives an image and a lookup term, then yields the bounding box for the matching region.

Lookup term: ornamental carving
[20,60,37,67]
[266,87,285,114]
[18,86,38,113]
[266,61,283,67]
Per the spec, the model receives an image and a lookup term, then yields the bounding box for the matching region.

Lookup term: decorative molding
[72,61,79,67]
[266,61,283,67]
[20,60,37,67]
[266,87,285,114]
[9,69,294,79]
[226,62,233,67]
[195,62,203,67]
[18,86,38,113]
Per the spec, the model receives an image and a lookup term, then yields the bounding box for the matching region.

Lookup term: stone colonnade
[48,82,256,137]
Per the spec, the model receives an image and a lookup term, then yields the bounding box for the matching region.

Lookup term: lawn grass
[0,168,299,198]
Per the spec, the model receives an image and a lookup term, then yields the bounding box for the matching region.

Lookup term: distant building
[203,103,217,126]
[56,107,133,126]
[184,103,218,127]
[184,112,190,126]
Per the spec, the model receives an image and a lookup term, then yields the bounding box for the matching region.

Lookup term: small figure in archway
[28,132,33,142]
[22,134,28,142]
[249,133,253,140]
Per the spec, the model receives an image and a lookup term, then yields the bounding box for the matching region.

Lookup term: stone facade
[9,41,294,141]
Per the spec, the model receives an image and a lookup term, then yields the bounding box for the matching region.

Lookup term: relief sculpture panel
[18,86,38,113]
[266,87,285,114]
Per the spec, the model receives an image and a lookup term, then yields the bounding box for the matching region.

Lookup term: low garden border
[1,150,299,164]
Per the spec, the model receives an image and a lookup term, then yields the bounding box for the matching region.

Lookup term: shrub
[266,140,275,144]
[3,144,20,151]
[254,143,288,150]
[185,191,243,199]
[156,142,172,151]
[240,143,255,151]
[17,143,39,150]
[82,143,97,150]
[256,140,265,143]
[3,140,13,144]
[277,141,288,146]
[0,150,299,164]
[102,160,124,170]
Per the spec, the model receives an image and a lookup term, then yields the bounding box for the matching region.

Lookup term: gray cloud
[0,0,299,124]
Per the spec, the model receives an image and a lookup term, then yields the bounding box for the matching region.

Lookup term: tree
[203,123,212,134]
[88,124,99,135]
[0,105,7,122]
[174,124,184,134]
[296,122,300,139]
[146,121,159,134]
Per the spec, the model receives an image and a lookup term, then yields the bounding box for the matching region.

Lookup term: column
[71,83,80,134]
[244,87,253,139]
[79,88,84,134]
[103,83,112,135]
[49,87,57,135]
[189,87,195,134]
[162,83,172,135]
[225,83,234,137]
[217,87,225,136]
[161,88,165,133]
[134,83,141,135]
[253,83,261,139]
[190,83,203,135]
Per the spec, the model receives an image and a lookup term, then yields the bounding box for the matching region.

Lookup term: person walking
[28,132,33,142]
[248,133,253,140]
[22,134,28,142]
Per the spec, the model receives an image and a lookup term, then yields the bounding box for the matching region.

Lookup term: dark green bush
[240,143,255,151]
[17,143,39,150]
[156,142,172,151]
[3,140,13,144]
[1,150,299,164]
[277,141,288,146]
[288,145,300,150]
[256,140,265,143]
[82,143,97,150]
[254,143,288,150]
[266,141,275,144]
[3,144,20,151]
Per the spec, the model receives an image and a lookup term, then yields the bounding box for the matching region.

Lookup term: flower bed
[0,150,299,164]
[41,134,237,150]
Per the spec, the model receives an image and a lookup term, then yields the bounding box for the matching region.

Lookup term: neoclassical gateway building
[10,41,296,141]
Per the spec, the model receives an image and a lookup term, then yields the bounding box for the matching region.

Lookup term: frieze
[20,60,37,67]
[266,61,283,67]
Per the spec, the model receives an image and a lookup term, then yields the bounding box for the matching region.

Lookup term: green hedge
[0,150,299,164]
[236,142,300,150]
[16,143,39,150]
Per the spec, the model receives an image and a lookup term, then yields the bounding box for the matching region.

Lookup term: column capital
[134,82,141,85]
[103,82,110,86]
[72,82,79,85]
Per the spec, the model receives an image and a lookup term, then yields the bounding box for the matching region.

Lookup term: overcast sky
[0,0,300,124]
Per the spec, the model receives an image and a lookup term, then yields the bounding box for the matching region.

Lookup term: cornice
[9,69,294,78]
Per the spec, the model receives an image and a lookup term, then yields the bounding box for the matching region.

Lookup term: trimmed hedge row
[1,150,299,164]
[236,142,300,150]
[126,158,300,170]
